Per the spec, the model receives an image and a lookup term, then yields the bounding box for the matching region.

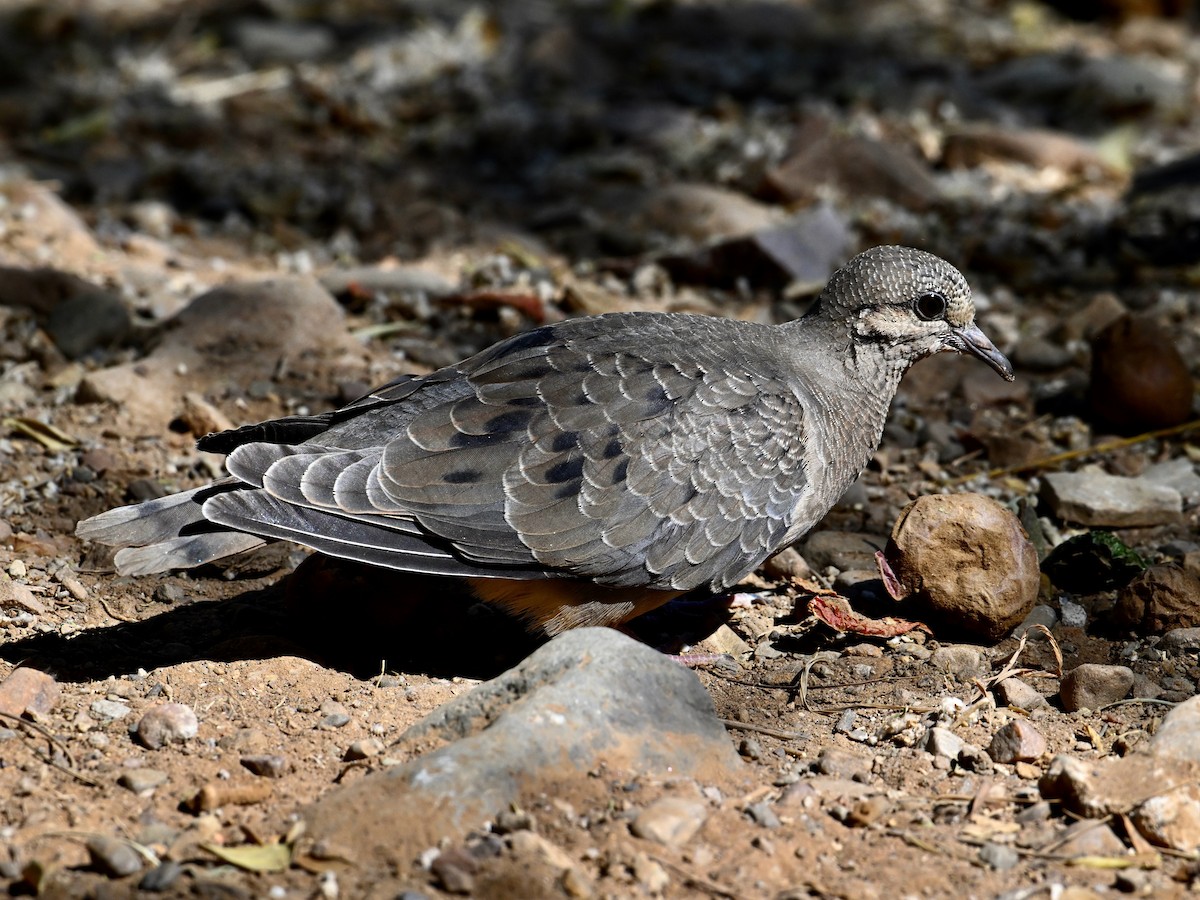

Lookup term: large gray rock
[1040,471,1182,528]
[300,629,741,868]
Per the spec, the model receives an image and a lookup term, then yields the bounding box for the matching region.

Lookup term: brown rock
[765,127,940,211]
[1115,565,1200,633]
[0,667,60,718]
[885,493,1040,641]
[77,277,366,431]
[987,719,1048,763]
[942,125,1118,178]
[1089,315,1193,434]
[0,579,46,615]
[1060,663,1134,712]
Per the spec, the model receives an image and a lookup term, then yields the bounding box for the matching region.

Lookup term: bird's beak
[949,323,1015,381]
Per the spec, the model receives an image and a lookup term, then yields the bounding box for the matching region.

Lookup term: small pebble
[630,797,708,847]
[978,841,1019,870]
[90,699,131,721]
[343,738,384,761]
[138,861,183,892]
[987,720,1047,764]
[118,769,169,793]
[86,835,143,877]
[241,754,289,778]
[745,801,781,828]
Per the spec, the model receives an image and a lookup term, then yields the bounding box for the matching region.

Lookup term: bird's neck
[780,316,911,509]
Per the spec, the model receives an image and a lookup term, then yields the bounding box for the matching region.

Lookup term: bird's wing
[203,316,810,590]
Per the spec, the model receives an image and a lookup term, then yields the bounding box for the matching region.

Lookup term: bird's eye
[914,292,947,321]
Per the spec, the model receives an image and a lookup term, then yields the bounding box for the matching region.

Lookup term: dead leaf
[809,593,929,637]
[202,841,291,873]
[3,417,78,451]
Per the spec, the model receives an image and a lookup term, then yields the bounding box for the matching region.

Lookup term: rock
[978,841,1019,870]
[241,755,289,778]
[929,645,990,681]
[665,204,853,290]
[801,531,888,573]
[1142,459,1200,505]
[0,667,60,718]
[90,699,131,721]
[746,800,782,828]
[632,853,670,893]
[86,835,143,878]
[430,847,477,894]
[1150,696,1200,763]
[0,579,45,615]
[1060,664,1134,712]
[1011,336,1073,372]
[344,738,385,761]
[45,288,131,359]
[961,367,1031,407]
[815,746,872,781]
[1162,627,1200,652]
[942,124,1116,178]
[1016,605,1059,635]
[980,52,1186,126]
[135,703,199,749]
[138,861,183,892]
[885,494,1038,641]
[318,700,351,729]
[699,624,750,658]
[1041,715,1200,854]
[1089,315,1193,433]
[77,277,365,431]
[994,678,1048,710]
[638,183,782,243]
[1054,821,1127,858]
[1040,471,1181,528]
[176,393,235,439]
[761,546,812,581]
[1059,292,1128,344]
[1115,565,1200,633]
[631,797,709,847]
[924,726,966,760]
[118,769,169,793]
[764,126,940,211]
[1131,787,1200,852]
[300,629,739,869]
[987,720,1047,763]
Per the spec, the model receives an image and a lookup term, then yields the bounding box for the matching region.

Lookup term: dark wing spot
[449,431,497,449]
[554,481,581,500]
[612,459,629,484]
[602,438,623,459]
[484,410,534,434]
[644,383,671,414]
[443,469,483,484]
[551,431,578,453]
[546,456,585,484]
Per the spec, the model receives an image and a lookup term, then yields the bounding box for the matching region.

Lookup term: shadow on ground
[0,555,733,683]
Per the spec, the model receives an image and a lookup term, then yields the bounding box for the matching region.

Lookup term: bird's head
[818,245,1014,381]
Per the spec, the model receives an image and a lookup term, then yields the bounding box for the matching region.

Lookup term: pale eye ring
[914,291,948,321]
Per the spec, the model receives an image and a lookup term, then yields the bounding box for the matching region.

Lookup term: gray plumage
[77,246,1013,626]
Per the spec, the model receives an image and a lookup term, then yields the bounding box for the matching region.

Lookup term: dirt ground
[3,0,1200,897]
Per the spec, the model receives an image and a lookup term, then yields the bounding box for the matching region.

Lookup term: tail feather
[113,533,266,576]
[75,479,242,548]
[75,478,267,576]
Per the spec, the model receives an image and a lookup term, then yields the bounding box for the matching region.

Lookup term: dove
[76,245,1013,634]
